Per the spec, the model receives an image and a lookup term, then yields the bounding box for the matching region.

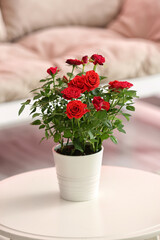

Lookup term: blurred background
[0,0,160,180]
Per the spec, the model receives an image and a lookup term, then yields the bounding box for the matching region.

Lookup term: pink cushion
[0,43,51,102]
[0,0,122,41]
[18,26,160,80]
[108,0,160,41]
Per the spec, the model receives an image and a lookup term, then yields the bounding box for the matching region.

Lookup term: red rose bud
[66,100,89,119]
[61,86,81,100]
[66,59,83,66]
[47,67,59,75]
[82,55,88,64]
[109,80,133,90]
[85,70,100,91]
[68,75,87,93]
[90,54,105,65]
[92,96,104,111]
[62,75,69,83]
[92,96,110,111]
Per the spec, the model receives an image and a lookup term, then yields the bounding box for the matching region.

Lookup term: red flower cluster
[92,96,110,112]
[67,70,100,95]
[68,70,100,93]
[109,80,133,89]
[61,87,81,100]
[90,54,105,65]
[66,54,105,66]
[47,67,59,75]
[66,100,89,119]
[63,70,100,118]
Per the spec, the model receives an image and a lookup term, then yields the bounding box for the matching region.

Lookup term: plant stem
[69,66,75,81]
[93,64,97,71]
[82,64,85,74]
[52,74,55,90]
[67,138,69,146]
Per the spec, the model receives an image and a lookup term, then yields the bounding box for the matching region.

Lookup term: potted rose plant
[19,54,138,201]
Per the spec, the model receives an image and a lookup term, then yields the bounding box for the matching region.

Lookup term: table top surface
[0,166,160,240]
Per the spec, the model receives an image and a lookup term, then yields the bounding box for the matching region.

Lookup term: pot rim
[52,143,104,158]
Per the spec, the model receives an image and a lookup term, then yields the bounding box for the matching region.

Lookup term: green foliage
[18,99,30,115]
[19,59,139,155]
[110,135,118,144]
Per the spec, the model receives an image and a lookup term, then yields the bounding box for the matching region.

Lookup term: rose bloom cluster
[47,54,133,120]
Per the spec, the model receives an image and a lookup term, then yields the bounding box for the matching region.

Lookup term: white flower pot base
[52,145,104,202]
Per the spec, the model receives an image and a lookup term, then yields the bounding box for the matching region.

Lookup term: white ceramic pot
[52,144,104,202]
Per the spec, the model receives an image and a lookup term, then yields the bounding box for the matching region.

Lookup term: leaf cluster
[19,65,139,155]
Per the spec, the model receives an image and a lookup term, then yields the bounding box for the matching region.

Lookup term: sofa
[0,0,160,103]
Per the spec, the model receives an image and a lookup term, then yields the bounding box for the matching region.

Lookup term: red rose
[82,55,88,64]
[92,96,110,111]
[61,87,81,100]
[109,80,133,89]
[47,67,59,75]
[66,100,89,119]
[102,101,110,111]
[92,96,104,111]
[90,54,105,65]
[66,59,83,66]
[85,70,100,91]
[68,75,87,93]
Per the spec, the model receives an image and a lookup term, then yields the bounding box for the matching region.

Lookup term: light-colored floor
[0,100,160,180]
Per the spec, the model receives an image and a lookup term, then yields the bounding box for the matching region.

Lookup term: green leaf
[110,135,118,144]
[54,132,61,142]
[40,137,45,143]
[56,78,61,82]
[117,128,126,134]
[101,133,109,141]
[126,90,137,97]
[95,110,107,120]
[122,113,131,121]
[126,106,135,111]
[88,130,94,139]
[32,113,41,118]
[31,120,41,125]
[63,129,72,138]
[30,108,37,115]
[24,99,31,105]
[45,88,50,94]
[18,104,25,116]
[114,119,122,125]
[30,87,40,93]
[67,72,74,78]
[40,79,47,82]
[91,88,101,96]
[39,124,45,129]
[33,94,41,100]
[104,120,112,129]
[77,72,83,76]
[73,138,83,152]
[40,90,45,96]
[99,76,107,81]
[74,131,79,138]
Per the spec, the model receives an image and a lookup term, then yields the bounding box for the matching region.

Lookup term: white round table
[0,166,160,240]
